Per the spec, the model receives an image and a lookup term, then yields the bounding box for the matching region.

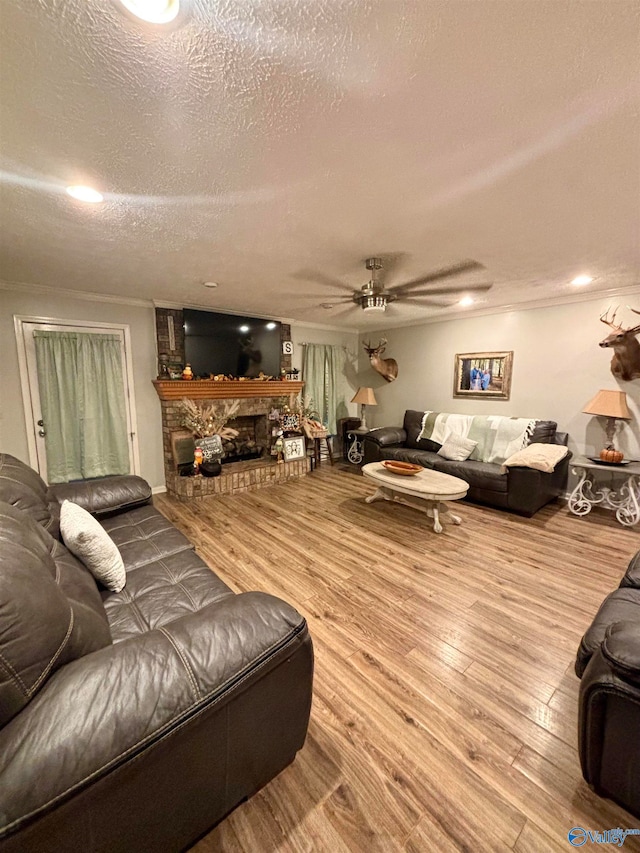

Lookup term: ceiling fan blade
[401,297,457,308]
[322,304,358,317]
[305,294,354,302]
[401,283,493,297]
[386,260,485,294]
[292,269,355,294]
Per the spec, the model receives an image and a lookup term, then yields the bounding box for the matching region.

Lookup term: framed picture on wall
[453,351,513,400]
[282,435,306,462]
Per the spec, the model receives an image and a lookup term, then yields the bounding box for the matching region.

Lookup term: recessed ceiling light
[239,325,250,334]
[571,275,593,286]
[459,296,474,307]
[118,0,179,23]
[202,281,218,288]
[265,322,276,330]
[66,185,104,203]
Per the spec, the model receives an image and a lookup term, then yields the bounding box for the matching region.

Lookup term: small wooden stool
[313,435,334,467]
[303,422,334,468]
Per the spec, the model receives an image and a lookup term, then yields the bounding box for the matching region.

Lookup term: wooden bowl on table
[381,460,422,476]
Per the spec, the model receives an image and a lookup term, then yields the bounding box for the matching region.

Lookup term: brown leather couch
[575,550,640,819]
[362,409,571,516]
[0,453,313,853]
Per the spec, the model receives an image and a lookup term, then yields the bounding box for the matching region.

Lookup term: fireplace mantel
[153,379,303,401]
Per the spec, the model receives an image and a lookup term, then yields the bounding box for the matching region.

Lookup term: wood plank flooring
[154,465,640,852]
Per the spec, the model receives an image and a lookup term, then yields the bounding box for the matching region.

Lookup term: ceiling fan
[310,257,492,313]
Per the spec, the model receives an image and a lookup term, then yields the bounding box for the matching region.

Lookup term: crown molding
[4,279,636,333]
[153,300,359,334]
[0,279,153,308]
[287,318,360,334]
[153,299,283,321]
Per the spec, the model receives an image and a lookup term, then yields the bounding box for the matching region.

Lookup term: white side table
[346,428,370,464]
[568,455,640,527]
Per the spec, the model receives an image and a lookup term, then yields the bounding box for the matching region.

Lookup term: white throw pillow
[501,443,569,473]
[437,434,478,462]
[60,500,126,593]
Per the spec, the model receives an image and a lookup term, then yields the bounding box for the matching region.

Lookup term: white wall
[359,296,640,460]
[0,287,165,489]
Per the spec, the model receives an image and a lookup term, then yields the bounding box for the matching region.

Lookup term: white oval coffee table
[362,462,469,533]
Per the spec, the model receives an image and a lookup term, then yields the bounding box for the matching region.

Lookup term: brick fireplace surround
[153,380,308,500]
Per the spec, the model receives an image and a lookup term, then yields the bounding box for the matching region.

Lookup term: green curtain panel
[33,331,130,483]
[301,343,345,435]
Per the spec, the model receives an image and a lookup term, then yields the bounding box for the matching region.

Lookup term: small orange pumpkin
[600,447,624,463]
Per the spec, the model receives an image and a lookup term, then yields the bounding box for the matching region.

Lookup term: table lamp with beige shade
[351,387,377,430]
[582,389,632,462]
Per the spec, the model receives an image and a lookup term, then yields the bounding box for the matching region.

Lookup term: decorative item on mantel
[158,353,170,378]
[582,389,632,463]
[153,378,304,401]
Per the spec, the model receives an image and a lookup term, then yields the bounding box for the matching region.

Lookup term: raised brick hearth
[166,456,309,501]
[153,380,309,499]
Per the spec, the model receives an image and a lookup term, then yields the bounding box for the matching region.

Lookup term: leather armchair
[576,551,640,819]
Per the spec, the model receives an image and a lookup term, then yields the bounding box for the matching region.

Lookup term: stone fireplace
[153,379,308,500]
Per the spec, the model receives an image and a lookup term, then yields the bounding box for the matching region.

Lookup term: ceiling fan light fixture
[362,295,387,312]
[308,256,490,315]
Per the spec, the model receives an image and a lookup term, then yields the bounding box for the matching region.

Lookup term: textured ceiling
[1,0,639,328]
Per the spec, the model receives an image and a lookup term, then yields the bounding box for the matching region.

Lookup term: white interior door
[15,317,140,481]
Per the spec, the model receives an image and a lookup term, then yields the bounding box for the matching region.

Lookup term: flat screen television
[183,309,282,378]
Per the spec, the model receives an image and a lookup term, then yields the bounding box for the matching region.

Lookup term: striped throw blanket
[418,412,538,465]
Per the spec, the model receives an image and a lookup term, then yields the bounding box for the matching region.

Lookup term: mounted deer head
[363,338,398,383]
[599,307,640,381]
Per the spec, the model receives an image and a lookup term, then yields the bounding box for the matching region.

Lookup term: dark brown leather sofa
[0,453,313,853]
[575,550,640,819]
[362,409,571,516]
